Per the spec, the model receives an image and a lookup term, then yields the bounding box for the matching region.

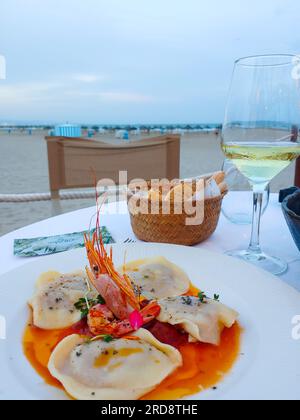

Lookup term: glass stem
[248,186,265,254]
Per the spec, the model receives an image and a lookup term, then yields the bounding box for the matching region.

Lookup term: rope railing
[0,191,96,203]
[0,174,217,203]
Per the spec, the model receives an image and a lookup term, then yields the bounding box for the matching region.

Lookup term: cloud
[71,73,106,83]
[0,82,62,105]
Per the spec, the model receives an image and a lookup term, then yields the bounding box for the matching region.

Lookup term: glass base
[225,249,288,276]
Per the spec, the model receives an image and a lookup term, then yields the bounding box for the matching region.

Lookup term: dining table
[0,193,299,292]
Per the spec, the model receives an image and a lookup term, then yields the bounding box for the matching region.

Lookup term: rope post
[51,190,60,200]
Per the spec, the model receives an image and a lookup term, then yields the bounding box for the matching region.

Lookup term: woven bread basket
[127,179,227,246]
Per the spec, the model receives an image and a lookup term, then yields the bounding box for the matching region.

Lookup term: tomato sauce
[143,323,241,399]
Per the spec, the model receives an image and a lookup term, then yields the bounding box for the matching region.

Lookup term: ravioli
[120,257,190,299]
[157,296,239,345]
[48,329,182,400]
[29,270,91,330]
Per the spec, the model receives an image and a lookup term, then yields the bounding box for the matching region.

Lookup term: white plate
[0,243,300,400]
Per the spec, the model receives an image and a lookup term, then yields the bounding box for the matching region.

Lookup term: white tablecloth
[0,194,299,291]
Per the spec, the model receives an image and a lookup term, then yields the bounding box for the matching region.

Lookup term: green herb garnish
[214,294,220,302]
[103,335,114,343]
[74,294,106,318]
[198,291,207,303]
[74,298,90,318]
[88,334,115,343]
[97,295,106,305]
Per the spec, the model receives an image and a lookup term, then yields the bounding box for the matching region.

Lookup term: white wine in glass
[222,55,300,275]
[223,142,300,184]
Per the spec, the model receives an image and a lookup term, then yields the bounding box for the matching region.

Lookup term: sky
[0,0,299,125]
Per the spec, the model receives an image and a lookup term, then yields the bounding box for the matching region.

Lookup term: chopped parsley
[88,334,115,343]
[96,295,106,305]
[198,292,207,303]
[198,292,220,303]
[103,335,114,343]
[74,294,106,318]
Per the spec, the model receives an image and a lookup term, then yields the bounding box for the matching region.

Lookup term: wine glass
[222,54,300,275]
[221,159,270,225]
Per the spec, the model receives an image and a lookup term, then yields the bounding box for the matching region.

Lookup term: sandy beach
[0,130,295,236]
